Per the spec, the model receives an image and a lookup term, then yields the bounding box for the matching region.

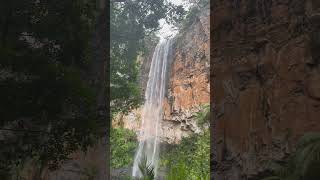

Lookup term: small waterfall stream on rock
[132,38,172,178]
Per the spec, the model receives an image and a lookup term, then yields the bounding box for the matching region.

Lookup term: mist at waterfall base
[132,39,172,178]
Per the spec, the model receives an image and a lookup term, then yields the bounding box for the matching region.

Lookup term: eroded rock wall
[117,6,210,144]
[162,6,210,143]
[212,0,320,179]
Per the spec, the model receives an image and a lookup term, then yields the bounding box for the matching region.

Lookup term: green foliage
[161,129,210,179]
[110,0,185,114]
[110,0,165,114]
[262,132,320,180]
[165,4,186,26]
[166,162,188,180]
[111,128,138,168]
[178,0,209,30]
[138,156,155,180]
[0,0,100,178]
[194,104,210,128]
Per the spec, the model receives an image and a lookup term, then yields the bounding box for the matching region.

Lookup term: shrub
[111,128,138,168]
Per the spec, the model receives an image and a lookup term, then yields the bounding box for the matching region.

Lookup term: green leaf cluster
[194,104,210,128]
[177,0,209,30]
[111,128,138,168]
[161,129,210,179]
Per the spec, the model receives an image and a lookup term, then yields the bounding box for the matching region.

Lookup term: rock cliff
[161,7,210,143]
[212,0,320,179]
[117,6,210,144]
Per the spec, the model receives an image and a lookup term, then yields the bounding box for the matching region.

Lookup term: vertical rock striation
[212,0,320,179]
[161,6,210,143]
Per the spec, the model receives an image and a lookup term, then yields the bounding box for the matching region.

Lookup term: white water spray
[132,38,172,178]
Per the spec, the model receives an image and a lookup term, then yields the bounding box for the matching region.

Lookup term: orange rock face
[160,6,210,143]
[112,6,210,144]
[212,0,320,179]
[164,6,210,113]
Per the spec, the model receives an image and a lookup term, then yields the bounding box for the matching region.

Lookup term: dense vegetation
[0,0,105,179]
[176,0,210,30]
[110,0,186,174]
[160,105,210,180]
[162,129,210,180]
[110,0,210,179]
[110,0,185,114]
[111,128,138,168]
[0,0,186,177]
[136,120,210,180]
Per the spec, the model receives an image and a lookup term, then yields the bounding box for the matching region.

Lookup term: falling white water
[132,38,172,178]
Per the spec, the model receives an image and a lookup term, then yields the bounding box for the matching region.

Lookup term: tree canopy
[110,0,186,114]
[0,0,186,178]
[0,0,100,178]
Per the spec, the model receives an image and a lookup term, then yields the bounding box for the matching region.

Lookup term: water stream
[132,38,172,178]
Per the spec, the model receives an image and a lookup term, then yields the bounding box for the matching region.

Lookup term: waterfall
[132,38,172,178]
